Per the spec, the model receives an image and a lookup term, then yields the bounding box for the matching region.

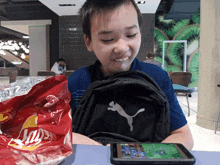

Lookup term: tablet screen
[117,143,187,159]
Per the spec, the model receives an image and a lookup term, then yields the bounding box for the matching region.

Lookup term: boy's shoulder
[67,58,170,90]
[67,67,91,91]
[68,67,88,81]
[132,58,169,84]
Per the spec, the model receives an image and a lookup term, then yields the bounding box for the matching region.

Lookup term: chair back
[64,70,75,78]
[9,70,18,83]
[170,71,192,87]
[37,71,56,76]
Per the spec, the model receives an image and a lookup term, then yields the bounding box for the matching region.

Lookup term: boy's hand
[161,124,194,150]
[72,132,103,146]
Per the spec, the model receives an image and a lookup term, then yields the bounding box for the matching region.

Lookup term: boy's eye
[101,39,114,43]
[127,33,137,38]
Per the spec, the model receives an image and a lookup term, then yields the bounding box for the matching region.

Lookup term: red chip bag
[0,75,72,165]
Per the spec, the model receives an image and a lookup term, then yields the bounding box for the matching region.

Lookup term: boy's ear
[84,35,93,52]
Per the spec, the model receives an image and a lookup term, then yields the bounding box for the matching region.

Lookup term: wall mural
[154,8,200,87]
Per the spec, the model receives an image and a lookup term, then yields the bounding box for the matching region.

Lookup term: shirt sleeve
[131,59,187,132]
[51,62,60,74]
[67,67,90,115]
[161,71,187,131]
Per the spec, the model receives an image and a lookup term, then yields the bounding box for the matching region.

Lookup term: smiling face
[84,2,141,76]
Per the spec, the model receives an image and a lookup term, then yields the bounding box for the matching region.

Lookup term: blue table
[61,144,220,165]
[172,84,195,93]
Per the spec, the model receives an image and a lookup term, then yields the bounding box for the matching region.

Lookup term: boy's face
[85,3,141,76]
[58,61,65,66]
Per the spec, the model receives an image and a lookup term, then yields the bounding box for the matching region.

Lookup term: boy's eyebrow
[125,24,138,30]
[98,31,113,35]
[98,24,138,35]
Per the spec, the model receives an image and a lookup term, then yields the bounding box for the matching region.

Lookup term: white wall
[197,0,220,131]
[29,26,47,76]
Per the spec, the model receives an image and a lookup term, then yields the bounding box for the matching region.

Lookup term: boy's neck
[100,65,114,77]
[100,65,132,77]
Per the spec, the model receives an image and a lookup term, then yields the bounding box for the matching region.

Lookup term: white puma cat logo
[107,101,145,131]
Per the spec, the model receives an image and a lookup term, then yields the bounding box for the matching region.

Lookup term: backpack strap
[109,70,164,93]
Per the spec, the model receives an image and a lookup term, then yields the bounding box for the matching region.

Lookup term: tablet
[110,142,196,165]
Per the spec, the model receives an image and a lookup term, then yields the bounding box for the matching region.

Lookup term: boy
[68,0,194,150]
[144,52,162,67]
[51,58,67,74]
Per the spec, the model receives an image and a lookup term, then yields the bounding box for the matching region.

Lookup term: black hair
[78,0,142,40]
[57,58,65,62]
[146,52,156,59]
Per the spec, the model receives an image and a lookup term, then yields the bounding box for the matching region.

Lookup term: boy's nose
[113,39,129,54]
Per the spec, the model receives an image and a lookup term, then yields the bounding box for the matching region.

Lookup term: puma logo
[107,101,145,131]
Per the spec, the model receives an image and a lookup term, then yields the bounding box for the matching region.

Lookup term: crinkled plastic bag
[0,75,72,165]
[0,76,48,102]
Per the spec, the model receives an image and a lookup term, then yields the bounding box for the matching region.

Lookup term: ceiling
[0,0,200,41]
[0,0,56,41]
[164,0,200,19]
[39,0,161,16]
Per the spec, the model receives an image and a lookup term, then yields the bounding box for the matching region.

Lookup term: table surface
[172,84,195,92]
[61,144,220,165]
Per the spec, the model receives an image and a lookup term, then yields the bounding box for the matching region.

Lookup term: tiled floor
[1,76,220,151]
[177,92,220,151]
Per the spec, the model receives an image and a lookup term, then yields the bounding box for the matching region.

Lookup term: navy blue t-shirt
[68,58,187,132]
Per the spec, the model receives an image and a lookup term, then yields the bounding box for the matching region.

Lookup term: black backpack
[72,70,170,145]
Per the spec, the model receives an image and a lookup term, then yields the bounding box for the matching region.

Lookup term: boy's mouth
[114,57,128,62]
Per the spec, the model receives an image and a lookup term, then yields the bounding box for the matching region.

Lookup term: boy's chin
[102,63,132,76]
[113,62,131,70]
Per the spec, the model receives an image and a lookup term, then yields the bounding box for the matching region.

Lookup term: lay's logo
[8,114,54,151]
[0,113,12,123]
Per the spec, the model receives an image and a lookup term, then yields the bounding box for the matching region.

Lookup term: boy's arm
[161,123,194,150]
[72,132,103,146]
